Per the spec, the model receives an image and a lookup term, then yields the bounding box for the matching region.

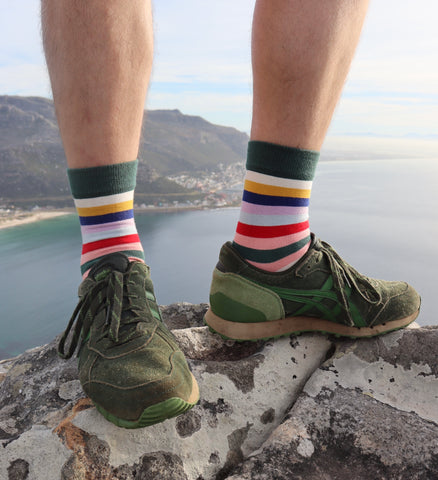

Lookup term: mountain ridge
[0,95,248,206]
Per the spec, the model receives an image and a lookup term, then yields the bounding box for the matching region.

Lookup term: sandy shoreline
[0,211,73,231]
[0,204,237,231]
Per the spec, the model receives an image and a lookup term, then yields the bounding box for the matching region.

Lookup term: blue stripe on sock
[79,209,134,226]
[242,190,310,207]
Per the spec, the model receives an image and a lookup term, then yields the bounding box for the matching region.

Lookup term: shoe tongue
[89,252,130,280]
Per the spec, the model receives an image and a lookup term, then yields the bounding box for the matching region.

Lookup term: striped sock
[68,160,145,276]
[233,141,319,272]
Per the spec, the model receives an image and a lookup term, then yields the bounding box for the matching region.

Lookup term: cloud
[151,0,253,89]
[0,64,50,97]
[323,135,438,159]
[330,0,438,137]
[152,0,254,59]
[147,89,252,132]
[0,0,43,62]
[360,0,438,57]
[331,95,438,137]
[151,59,251,87]
[347,56,438,97]
[0,0,436,138]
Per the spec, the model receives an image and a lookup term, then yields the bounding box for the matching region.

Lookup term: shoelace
[58,269,135,359]
[319,240,382,326]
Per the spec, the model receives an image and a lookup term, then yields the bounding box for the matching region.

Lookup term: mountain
[142,109,248,174]
[0,96,248,206]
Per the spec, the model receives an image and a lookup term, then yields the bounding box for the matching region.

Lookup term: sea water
[0,158,437,359]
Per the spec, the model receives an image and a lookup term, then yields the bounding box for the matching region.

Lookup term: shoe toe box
[79,336,196,422]
[378,281,421,325]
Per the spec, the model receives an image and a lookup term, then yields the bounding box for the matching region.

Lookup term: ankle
[68,160,145,276]
[233,141,319,272]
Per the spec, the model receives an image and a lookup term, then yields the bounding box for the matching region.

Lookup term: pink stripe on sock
[80,242,143,265]
[240,201,308,216]
[247,241,311,272]
[234,229,309,250]
[80,218,135,234]
[128,256,145,263]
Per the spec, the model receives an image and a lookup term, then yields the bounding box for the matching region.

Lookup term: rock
[0,304,436,480]
[0,357,17,384]
[227,326,438,480]
[161,302,209,330]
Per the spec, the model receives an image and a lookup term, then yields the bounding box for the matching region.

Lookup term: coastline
[0,204,238,231]
[0,210,74,231]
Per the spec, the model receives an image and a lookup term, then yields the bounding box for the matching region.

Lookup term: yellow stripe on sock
[244,179,311,198]
[246,170,313,190]
[76,200,134,217]
[74,190,134,208]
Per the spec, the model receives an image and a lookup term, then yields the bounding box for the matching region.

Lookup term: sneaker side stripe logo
[265,277,366,327]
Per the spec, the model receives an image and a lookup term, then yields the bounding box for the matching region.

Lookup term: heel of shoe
[208,268,285,324]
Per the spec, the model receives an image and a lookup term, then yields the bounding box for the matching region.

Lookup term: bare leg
[41,0,153,168]
[251,0,369,150]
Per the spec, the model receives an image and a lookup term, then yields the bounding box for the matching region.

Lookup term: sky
[0,0,437,142]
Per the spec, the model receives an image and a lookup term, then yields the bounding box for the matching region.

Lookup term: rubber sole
[93,372,200,429]
[204,308,420,341]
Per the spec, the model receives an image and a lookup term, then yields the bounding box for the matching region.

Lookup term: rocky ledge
[0,303,437,480]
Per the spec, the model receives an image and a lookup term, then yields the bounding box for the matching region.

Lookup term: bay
[0,157,437,359]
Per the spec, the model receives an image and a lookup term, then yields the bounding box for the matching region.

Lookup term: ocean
[0,157,437,359]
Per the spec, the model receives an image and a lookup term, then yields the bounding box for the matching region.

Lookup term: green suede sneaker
[205,234,421,340]
[58,253,199,429]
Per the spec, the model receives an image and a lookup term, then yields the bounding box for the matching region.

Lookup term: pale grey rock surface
[0,303,436,480]
[227,326,438,480]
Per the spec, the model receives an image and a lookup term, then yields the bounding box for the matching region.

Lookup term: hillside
[0,96,248,207]
[142,109,247,174]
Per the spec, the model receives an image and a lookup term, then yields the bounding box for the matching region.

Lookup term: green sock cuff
[247,141,319,181]
[67,159,138,199]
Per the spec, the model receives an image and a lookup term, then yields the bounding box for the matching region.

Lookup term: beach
[0,204,218,231]
[0,210,74,230]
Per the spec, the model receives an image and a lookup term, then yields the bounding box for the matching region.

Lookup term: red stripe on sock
[82,233,141,254]
[236,221,309,238]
